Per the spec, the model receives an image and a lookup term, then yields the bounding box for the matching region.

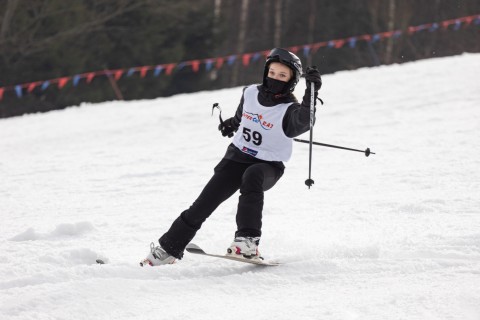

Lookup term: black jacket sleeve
[230,87,247,129]
[282,87,317,138]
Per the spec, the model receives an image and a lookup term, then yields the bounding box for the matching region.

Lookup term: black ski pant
[159,158,284,259]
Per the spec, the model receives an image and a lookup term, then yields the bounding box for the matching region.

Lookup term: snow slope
[1,54,479,320]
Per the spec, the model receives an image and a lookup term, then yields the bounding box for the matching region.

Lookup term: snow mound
[9,222,95,241]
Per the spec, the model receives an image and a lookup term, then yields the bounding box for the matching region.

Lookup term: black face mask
[265,77,289,95]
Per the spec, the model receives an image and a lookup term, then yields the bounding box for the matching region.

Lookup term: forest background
[0,0,479,118]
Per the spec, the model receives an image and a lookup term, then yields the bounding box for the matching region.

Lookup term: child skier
[141,47,322,266]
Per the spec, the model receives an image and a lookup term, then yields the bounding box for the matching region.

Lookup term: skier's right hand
[218,117,237,138]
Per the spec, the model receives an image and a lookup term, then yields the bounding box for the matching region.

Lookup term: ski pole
[294,138,376,157]
[305,82,315,189]
[212,103,224,125]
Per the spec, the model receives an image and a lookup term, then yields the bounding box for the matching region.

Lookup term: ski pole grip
[212,102,224,125]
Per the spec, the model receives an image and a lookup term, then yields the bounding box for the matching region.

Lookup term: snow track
[1,54,479,320]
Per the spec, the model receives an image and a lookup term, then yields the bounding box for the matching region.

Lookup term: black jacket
[223,84,317,170]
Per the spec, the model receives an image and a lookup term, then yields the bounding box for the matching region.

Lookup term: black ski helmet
[263,48,303,93]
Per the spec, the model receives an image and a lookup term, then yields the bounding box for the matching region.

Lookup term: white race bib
[233,85,293,162]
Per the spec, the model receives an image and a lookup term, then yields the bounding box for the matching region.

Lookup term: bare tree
[273,0,282,47]
[384,0,396,64]
[306,0,316,66]
[213,0,222,41]
[231,0,250,86]
[0,0,20,41]
[0,0,150,65]
[262,0,272,48]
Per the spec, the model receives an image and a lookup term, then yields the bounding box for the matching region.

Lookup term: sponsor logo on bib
[242,111,274,130]
[241,146,258,157]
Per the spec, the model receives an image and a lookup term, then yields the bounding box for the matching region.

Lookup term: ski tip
[185,243,201,250]
[264,261,281,266]
[185,243,206,254]
[139,259,151,267]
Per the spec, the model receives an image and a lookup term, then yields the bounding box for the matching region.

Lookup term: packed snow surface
[1,54,479,320]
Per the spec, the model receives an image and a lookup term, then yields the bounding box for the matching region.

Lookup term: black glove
[305,66,322,92]
[218,117,237,138]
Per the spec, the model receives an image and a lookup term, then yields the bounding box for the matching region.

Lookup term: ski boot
[140,242,176,267]
[226,237,262,260]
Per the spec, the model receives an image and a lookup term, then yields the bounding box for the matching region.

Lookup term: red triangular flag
[359,34,372,42]
[383,31,395,38]
[58,77,69,89]
[441,20,452,29]
[312,42,327,52]
[242,54,251,66]
[463,16,474,25]
[165,64,175,75]
[334,40,345,49]
[86,73,95,83]
[28,82,39,92]
[215,58,224,69]
[191,60,200,72]
[114,70,124,81]
[289,46,300,54]
[140,67,149,78]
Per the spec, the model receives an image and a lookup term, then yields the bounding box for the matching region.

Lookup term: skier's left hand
[305,66,322,92]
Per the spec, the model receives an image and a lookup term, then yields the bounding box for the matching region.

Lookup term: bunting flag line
[0,14,479,101]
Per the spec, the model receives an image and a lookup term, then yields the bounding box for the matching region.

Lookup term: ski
[185,243,280,266]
